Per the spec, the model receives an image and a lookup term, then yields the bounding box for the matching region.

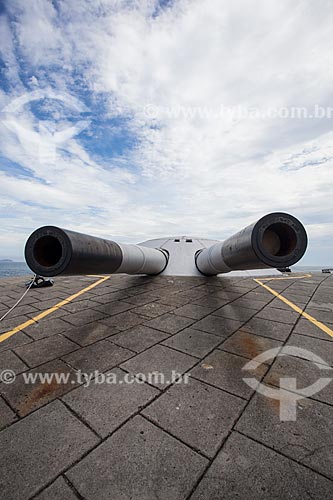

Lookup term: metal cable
[0,274,37,322]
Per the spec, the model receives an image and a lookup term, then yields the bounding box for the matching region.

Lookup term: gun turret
[25,213,307,277]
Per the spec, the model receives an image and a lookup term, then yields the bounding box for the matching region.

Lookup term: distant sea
[0,262,31,278]
[293,266,332,272]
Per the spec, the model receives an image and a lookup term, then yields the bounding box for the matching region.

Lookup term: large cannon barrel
[25,226,168,277]
[195,212,307,276]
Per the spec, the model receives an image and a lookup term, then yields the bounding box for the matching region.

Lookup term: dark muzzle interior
[33,235,63,267]
[262,223,297,257]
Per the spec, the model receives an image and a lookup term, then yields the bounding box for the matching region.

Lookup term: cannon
[25,227,168,277]
[25,212,307,277]
[195,212,307,275]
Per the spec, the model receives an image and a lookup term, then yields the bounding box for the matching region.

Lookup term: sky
[0,0,332,263]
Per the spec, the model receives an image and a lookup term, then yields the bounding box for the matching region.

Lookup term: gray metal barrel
[195,212,308,276]
[25,226,168,277]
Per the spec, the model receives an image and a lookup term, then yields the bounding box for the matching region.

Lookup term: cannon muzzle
[195,212,307,276]
[25,226,168,277]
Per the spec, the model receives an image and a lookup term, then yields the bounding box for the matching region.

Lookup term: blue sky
[0,0,332,263]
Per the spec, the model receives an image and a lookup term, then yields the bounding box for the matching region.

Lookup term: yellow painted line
[254,278,333,338]
[86,275,110,278]
[0,275,111,344]
[258,274,312,282]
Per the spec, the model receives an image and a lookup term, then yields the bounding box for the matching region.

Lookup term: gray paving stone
[0,349,28,374]
[26,318,73,339]
[312,293,333,303]
[230,282,259,291]
[163,327,221,358]
[62,340,133,373]
[235,390,333,479]
[123,292,158,305]
[193,315,243,338]
[145,313,195,334]
[241,317,293,341]
[229,297,269,310]
[42,307,72,319]
[92,290,131,304]
[195,285,220,295]
[279,282,316,291]
[14,334,78,367]
[314,281,333,289]
[0,331,32,353]
[0,304,7,315]
[35,291,71,301]
[130,285,172,297]
[214,290,244,301]
[67,415,207,500]
[308,299,333,312]
[191,349,268,399]
[172,303,217,320]
[177,288,211,301]
[159,294,192,306]
[265,355,333,405]
[0,296,18,306]
[192,296,230,308]
[6,294,41,306]
[289,284,316,293]
[32,297,69,310]
[220,331,283,364]
[120,345,197,388]
[131,301,175,318]
[62,322,119,346]
[0,359,79,417]
[191,431,333,500]
[265,297,299,311]
[294,318,333,340]
[35,477,79,500]
[92,299,135,316]
[63,368,159,437]
[0,315,30,334]
[285,282,314,291]
[214,304,255,322]
[304,308,333,323]
[0,396,17,430]
[0,400,99,500]
[99,311,144,330]
[61,298,103,314]
[1,304,39,319]
[122,284,151,294]
[62,309,107,327]
[110,325,169,352]
[282,293,309,305]
[285,333,333,367]
[255,306,300,325]
[243,291,273,304]
[143,378,245,457]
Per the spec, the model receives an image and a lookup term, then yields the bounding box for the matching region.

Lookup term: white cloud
[0,0,333,264]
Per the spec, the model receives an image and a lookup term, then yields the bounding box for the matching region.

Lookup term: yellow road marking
[254,278,333,338]
[0,275,111,344]
[258,274,312,282]
[86,275,110,278]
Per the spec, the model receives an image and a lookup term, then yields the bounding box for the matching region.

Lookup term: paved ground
[0,272,332,499]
